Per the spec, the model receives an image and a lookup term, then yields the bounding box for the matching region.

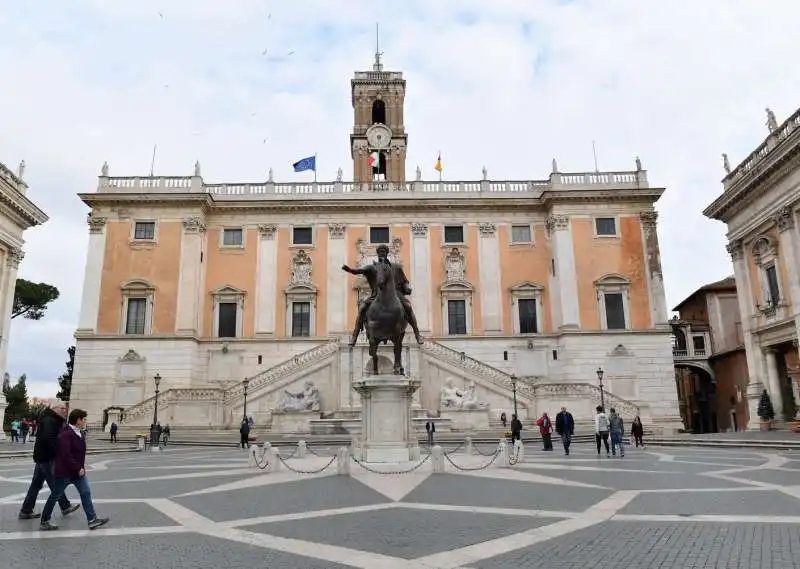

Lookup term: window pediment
[594,273,631,288]
[285,282,317,295]
[509,281,545,295]
[211,285,246,298]
[120,278,155,293]
[440,280,473,293]
[751,235,777,265]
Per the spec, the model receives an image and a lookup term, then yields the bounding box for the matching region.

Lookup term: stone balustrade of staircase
[532,383,641,417]
[121,388,224,423]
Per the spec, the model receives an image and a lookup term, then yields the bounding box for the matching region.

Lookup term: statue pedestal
[105,408,122,432]
[440,408,490,431]
[270,411,321,434]
[0,398,6,440]
[352,374,421,463]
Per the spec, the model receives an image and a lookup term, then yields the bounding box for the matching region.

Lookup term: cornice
[0,186,48,229]
[79,192,214,210]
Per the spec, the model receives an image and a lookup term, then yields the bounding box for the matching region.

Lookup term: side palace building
[70,55,682,433]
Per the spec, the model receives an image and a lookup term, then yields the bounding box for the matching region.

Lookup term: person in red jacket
[38,409,109,531]
[536,412,553,451]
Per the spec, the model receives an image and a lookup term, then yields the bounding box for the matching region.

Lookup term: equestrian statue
[342,244,424,375]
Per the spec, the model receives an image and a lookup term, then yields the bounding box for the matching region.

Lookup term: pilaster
[546,214,580,329]
[775,207,800,340]
[477,222,503,332]
[255,224,278,336]
[764,348,784,417]
[411,223,432,333]
[175,217,206,334]
[639,211,668,326]
[326,223,348,334]
[0,247,23,378]
[76,215,107,333]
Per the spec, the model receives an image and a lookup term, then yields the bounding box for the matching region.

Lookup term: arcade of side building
[68,53,682,435]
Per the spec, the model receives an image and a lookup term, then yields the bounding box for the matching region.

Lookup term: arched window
[371,100,386,125]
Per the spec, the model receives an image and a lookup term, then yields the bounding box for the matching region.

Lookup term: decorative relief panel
[356,237,402,267]
[87,214,107,234]
[544,214,569,237]
[726,239,744,261]
[328,223,346,239]
[411,223,428,237]
[638,211,658,233]
[478,222,496,236]
[182,216,206,234]
[751,235,777,266]
[290,250,313,285]
[258,224,278,239]
[6,248,24,269]
[444,248,467,283]
[776,206,796,232]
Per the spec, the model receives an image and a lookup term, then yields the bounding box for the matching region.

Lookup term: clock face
[366,124,392,149]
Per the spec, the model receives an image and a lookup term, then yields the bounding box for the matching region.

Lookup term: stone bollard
[465,436,473,456]
[514,439,524,463]
[248,445,258,467]
[336,447,350,476]
[431,445,445,473]
[268,446,281,472]
[497,441,510,468]
[351,438,362,461]
[297,440,307,458]
[409,444,421,461]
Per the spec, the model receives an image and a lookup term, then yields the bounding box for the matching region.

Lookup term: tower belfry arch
[350,24,407,185]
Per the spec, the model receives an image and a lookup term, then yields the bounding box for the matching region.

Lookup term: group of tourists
[8,417,36,443]
[16,402,109,531]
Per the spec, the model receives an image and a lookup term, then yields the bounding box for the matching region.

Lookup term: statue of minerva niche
[276,380,321,412]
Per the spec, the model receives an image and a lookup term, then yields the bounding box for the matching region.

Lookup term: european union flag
[292,155,316,172]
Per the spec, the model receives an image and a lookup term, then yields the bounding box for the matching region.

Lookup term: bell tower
[350,26,407,184]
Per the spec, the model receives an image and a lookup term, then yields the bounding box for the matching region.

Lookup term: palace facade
[70,55,681,433]
[704,107,800,429]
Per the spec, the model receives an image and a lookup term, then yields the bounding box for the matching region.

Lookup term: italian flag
[368,151,380,169]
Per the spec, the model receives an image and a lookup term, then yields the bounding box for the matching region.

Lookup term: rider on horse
[342,244,424,347]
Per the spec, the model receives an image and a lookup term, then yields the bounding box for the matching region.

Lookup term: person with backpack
[608,408,625,458]
[594,405,611,456]
[239,418,250,449]
[536,412,553,451]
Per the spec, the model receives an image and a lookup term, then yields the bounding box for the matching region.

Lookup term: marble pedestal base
[440,408,490,431]
[270,411,321,434]
[352,374,421,463]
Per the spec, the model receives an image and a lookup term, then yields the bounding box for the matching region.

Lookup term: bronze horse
[365,260,407,375]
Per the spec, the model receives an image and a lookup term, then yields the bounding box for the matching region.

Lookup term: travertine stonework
[70,56,681,433]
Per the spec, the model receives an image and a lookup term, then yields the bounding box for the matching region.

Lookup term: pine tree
[56,346,75,402]
[3,375,29,431]
[757,389,775,421]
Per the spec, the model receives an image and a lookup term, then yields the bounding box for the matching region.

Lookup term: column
[639,211,669,326]
[175,217,206,334]
[547,214,580,329]
[775,207,800,339]
[477,222,503,332]
[76,216,107,333]
[254,224,278,336]
[411,223,432,332]
[765,348,784,415]
[728,240,767,430]
[326,223,348,334]
[0,247,23,378]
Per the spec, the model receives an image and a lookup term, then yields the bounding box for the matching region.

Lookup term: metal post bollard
[431,445,445,473]
[336,447,350,476]
[465,436,473,456]
[497,441,510,468]
[297,440,307,458]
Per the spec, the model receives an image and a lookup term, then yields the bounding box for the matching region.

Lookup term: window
[291,302,311,337]
[511,225,532,243]
[604,293,626,330]
[518,299,538,334]
[133,222,155,240]
[371,100,386,125]
[222,228,243,247]
[292,227,313,245]
[765,265,780,305]
[447,300,467,335]
[125,298,147,335]
[217,302,238,337]
[595,217,617,237]
[444,225,464,244]
[692,335,706,354]
[211,286,246,337]
[369,226,390,244]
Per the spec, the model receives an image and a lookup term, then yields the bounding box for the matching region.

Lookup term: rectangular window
[765,265,780,304]
[692,335,706,352]
[125,298,147,335]
[595,217,617,236]
[518,298,538,334]
[444,225,464,244]
[447,299,467,335]
[133,222,155,240]
[604,292,626,329]
[511,225,532,243]
[222,228,243,247]
[292,227,313,245]
[292,302,311,337]
[218,302,238,338]
[369,226,390,244]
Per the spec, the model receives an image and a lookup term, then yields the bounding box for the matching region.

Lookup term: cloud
[1,0,798,396]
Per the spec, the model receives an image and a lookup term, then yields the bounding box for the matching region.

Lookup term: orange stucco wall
[499,224,552,333]
[572,216,650,330]
[97,220,181,334]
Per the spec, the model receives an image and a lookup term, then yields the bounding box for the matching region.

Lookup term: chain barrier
[253,449,272,471]
[277,453,338,474]
[351,452,432,474]
[306,445,337,457]
[442,442,465,455]
[278,446,299,459]
[508,443,522,465]
[474,442,500,456]
[444,449,501,471]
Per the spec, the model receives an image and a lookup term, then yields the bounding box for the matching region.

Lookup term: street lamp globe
[596,368,604,382]
[154,373,162,389]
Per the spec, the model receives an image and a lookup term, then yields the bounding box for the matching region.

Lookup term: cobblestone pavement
[1,442,799,568]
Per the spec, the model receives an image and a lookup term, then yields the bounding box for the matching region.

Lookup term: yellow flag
[434,152,443,172]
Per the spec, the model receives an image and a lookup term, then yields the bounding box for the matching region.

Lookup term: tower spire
[373,23,383,71]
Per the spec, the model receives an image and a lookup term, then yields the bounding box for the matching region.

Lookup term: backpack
[596,414,610,432]
[609,414,623,432]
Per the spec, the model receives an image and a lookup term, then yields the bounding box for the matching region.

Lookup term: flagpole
[314,152,317,183]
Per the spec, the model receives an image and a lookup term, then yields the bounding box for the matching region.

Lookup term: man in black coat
[555,406,575,456]
[18,403,81,520]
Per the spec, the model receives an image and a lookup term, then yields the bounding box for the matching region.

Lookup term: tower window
[371,100,386,125]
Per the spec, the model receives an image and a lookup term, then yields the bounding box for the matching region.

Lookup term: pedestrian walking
[162,424,170,446]
[555,406,575,455]
[631,415,644,448]
[20,419,30,443]
[536,413,553,451]
[425,420,435,447]
[109,422,118,443]
[510,414,522,442]
[608,408,625,458]
[594,406,610,456]
[500,412,507,429]
[18,403,81,521]
[239,419,250,449]
[10,419,19,442]
[39,409,109,531]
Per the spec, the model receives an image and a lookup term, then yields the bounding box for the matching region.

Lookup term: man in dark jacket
[510,414,523,442]
[555,406,575,456]
[239,419,250,449]
[18,403,80,520]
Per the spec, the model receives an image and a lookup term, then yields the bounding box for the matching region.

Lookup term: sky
[1,0,798,398]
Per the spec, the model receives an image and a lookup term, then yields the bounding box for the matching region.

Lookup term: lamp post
[242,377,250,421]
[596,367,605,411]
[150,373,161,447]
[510,374,518,418]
